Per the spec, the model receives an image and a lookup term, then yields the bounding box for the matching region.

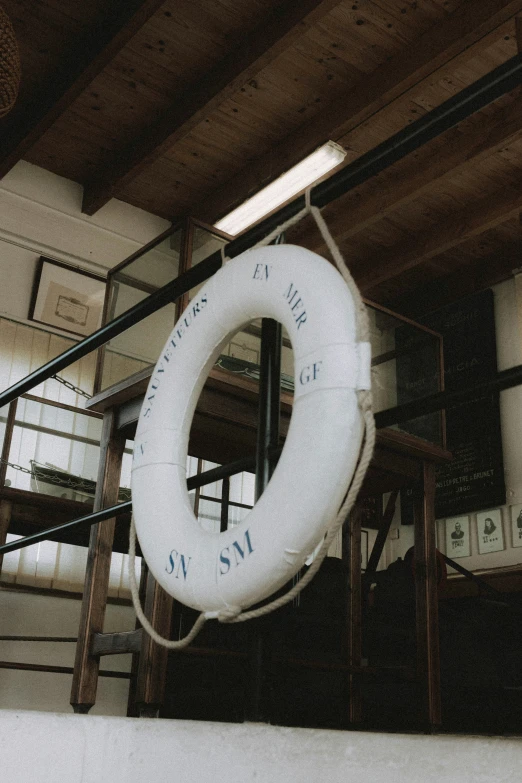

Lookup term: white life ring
[131,244,371,613]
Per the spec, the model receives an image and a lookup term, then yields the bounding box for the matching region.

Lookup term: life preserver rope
[129,194,375,648]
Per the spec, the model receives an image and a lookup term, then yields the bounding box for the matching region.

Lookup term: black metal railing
[2,53,522,582]
[1,54,521,414]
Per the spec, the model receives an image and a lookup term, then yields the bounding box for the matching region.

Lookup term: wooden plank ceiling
[2,0,522,315]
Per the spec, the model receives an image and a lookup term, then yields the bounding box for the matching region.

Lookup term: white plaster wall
[2,711,522,783]
[0,161,170,324]
[0,590,134,714]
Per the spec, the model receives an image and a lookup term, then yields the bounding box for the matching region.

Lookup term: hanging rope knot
[358,389,373,413]
[217,605,242,623]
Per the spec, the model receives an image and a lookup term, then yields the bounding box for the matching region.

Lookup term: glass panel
[228,504,250,529]
[112,230,182,290]
[100,301,176,390]
[368,305,443,444]
[99,228,183,391]
[2,398,122,502]
[229,471,255,506]
[198,497,221,533]
[200,460,222,499]
[217,322,294,392]
[188,224,228,301]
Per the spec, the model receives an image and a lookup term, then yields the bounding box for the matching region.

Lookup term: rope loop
[128,189,375,644]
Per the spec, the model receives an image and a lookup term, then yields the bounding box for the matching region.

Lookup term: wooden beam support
[70,408,126,714]
[0,0,166,180]
[81,0,343,215]
[0,500,12,577]
[413,461,441,729]
[0,400,17,488]
[297,93,522,253]
[133,569,173,718]
[359,179,522,293]
[344,504,363,725]
[91,629,143,656]
[196,0,522,225]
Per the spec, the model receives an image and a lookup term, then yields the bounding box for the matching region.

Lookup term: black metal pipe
[0,256,221,408]
[375,362,522,430]
[0,500,132,555]
[220,477,230,533]
[0,453,270,557]
[255,319,282,500]
[441,554,499,597]
[1,55,521,411]
[246,316,282,723]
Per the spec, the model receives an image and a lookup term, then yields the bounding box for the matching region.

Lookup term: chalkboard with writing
[400,290,505,522]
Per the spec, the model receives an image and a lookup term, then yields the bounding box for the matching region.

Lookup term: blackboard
[400,290,505,522]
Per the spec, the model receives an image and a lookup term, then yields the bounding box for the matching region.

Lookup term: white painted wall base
[1,710,521,783]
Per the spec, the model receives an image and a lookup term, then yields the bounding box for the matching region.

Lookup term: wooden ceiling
[2,0,522,315]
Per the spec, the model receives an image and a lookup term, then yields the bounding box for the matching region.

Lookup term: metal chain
[51,375,92,399]
[0,456,31,474]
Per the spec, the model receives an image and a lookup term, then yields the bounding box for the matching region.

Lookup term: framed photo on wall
[477,509,504,554]
[29,257,106,337]
[445,516,471,559]
[510,504,522,548]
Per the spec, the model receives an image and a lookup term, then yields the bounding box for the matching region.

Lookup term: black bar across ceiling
[1,54,521,410]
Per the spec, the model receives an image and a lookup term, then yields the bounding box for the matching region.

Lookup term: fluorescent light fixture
[214,140,346,236]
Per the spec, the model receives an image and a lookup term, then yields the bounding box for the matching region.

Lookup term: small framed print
[477,509,504,555]
[29,257,106,337]
[510,505,522,548]
[445,516,471,558]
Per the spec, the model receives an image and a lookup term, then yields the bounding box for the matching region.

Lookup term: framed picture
[477,509,504,554]
[29,257,106,337]
[445,516,471,558]
[510,505,522,548]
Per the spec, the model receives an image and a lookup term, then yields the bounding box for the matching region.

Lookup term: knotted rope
[128,190,375,647]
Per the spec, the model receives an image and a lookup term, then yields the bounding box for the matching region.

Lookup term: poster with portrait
[445,516,471,559]
[510,505,522,548]
[477,509,504,554]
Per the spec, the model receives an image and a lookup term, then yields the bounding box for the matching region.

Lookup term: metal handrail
[0,450,267,557]
[0,54,521,413]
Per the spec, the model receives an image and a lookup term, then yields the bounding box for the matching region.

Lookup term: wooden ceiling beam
[294,93,522,253]
[358,184,522,293]
[386,243,522,317]
[0,0,166,180]
[195,0,522,225]
[81,0,343,216]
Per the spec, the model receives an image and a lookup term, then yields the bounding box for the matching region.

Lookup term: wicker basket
[0,5,20,117]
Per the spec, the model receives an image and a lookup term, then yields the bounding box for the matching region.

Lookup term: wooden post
[0,499,12,577]
[344,503,363,724]
[70,408,125,713]
[0,399,17,487]
[413,460,442,729]
[134,569,173,718]
[126,558,148,718]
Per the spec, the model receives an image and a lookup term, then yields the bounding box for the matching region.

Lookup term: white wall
[2,710,522,783]
[0,589,134,714]
[0,162,169,715]
[0,161,170,322]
